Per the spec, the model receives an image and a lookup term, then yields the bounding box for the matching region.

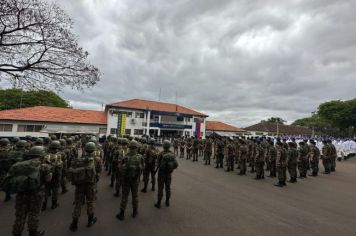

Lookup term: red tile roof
[244,122,312,135]
[0,106,107,125]
[206,121,245,132]
[109,99,207,117]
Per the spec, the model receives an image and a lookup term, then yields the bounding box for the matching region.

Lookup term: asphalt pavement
[1,157,356,236]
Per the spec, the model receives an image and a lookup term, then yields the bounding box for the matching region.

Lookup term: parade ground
[1,157,356,236]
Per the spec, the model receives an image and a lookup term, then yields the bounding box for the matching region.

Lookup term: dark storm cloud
[54,0,356,127]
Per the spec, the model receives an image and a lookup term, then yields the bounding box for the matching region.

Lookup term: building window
[177,117,184,122]
[17,125,43,132]
[135,112,144,119]
[110,128,117,135]
[185,117,191,122]
[125,129,131,135]
[0,124,12,132]
[99,128,107,134]
[134,129,144,135]
[126,112,133,118]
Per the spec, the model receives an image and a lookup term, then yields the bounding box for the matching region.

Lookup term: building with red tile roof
[0,106,107,137]
[206,121,245,137]
[106,99,208,138]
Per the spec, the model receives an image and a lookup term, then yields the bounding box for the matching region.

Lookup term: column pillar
[146,110,151,136]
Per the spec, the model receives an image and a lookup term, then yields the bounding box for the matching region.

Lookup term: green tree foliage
[0,88,70,110]
[292,99,356,137]
[265,117,286,124]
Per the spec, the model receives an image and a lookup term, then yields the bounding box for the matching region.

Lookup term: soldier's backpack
[8,159,41,193]
[68,157,96,185]
[122,155,141,179]
[45,153,63,178]
[160,152,178,173]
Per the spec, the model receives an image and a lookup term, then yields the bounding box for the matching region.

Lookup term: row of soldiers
[173,136,337,187]
[102,136,178,221]
[0,135,103,236]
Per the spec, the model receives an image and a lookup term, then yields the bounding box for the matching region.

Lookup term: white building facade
[106,99,208,139]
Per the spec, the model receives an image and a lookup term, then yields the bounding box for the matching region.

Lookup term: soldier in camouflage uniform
[268,141,277,177]
[215,138,224,168]
[297,141,308,178]
[141,138,158,192]
[322,140,331,174]
[254,140,265,179]
[116,140,143,221]
[186,139,192,160]
[204,138,212,165]
[110,138,120,188]
[328,140,337,172]
[69,142,101,232]
[10,146,52,236]
[5,140,28,202]
[275,142,287,187]
[238,139,248,175]
[0,138,11,201]
[226,140,235,172]
[59,139,70,194]
[173,139,179,156]
[179,139,185,159]
[154,140,178,208]
[42,141,63,210]
[249,139,256,173]
[192,137,199,162]
[112,138,128,197]
[287,142,298,183]
[308,140,320,176]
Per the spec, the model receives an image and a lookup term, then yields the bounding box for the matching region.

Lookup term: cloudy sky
[53,0,356,127]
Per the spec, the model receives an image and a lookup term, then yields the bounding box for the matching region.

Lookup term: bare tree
[0,0,100,90]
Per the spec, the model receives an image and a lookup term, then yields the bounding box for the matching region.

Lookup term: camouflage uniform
[186,140,192,160]
[238,142,248,175]
[215,140,224,168]
[329,142,337,172]
[322,142,331,174]
[11,151,51,236]
[142,145,158,192]
[179,140,185,159]
[309,143,320,176]
[155,143,178,208]
[192,138,199,162]
[42,151,63,210]
[254,143,265,179]
[226,142,235,172]
[117,142,143,220]
[275,144,287,187]
[204,139,212,165]
[268,143,277,177]
[297,143,308,178]
[287,143,298,182]
[69,143,101,231]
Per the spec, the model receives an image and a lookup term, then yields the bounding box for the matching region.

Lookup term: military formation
[0,134,179,236]
[174,136,338,187]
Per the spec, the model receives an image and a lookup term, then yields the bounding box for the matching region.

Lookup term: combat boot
[69,218,78,232]
[4,195,11,202]
[141,184,147,193]
[116,210,125,221]
[41,202,47,211]
[29,230,45,236]
[274,181,283,187]
[132,209,138,218]
[113,191,120,197]
[51,202,59,209]
[87,215,97,227]
[151,183,155,191]
[165,199,170,207]
[154,200,161,209]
